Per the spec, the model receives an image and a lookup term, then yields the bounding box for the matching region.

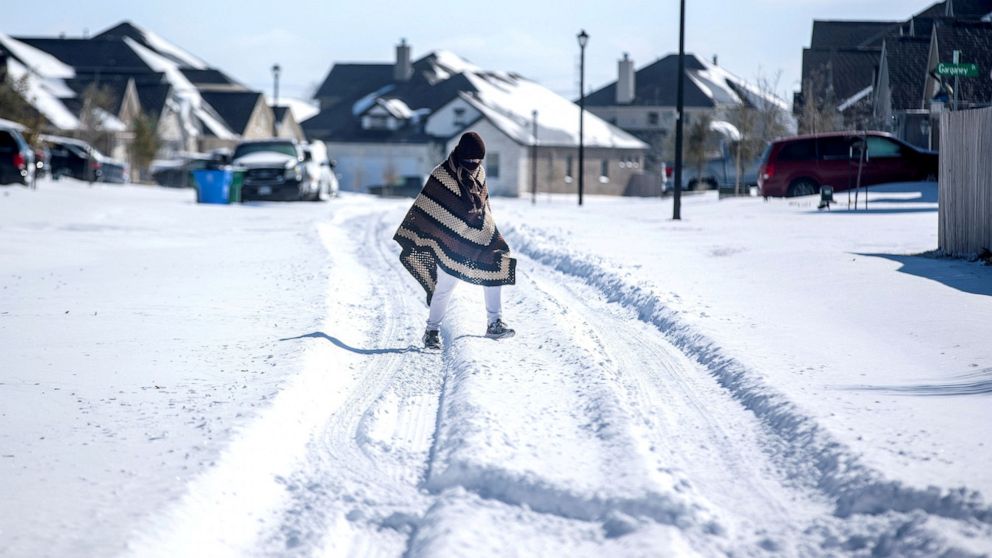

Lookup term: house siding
[326,141,444,192]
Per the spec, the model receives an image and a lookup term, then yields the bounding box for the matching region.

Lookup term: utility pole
[953,50,960,111]
[673,0,686,220]
[531,110,539,205]
[577,30,589,207]
[271,63,281,137]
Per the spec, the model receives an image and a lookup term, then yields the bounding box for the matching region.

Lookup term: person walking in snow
[394,132,516,350]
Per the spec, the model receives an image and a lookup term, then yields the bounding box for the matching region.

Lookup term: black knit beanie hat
[455,132,486,160]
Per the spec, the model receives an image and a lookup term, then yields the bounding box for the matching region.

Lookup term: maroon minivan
[758,132,938,197]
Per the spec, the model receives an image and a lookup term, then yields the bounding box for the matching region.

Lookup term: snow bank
[502,221,992,526]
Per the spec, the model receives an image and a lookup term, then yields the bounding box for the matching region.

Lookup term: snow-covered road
[2,180,991,556]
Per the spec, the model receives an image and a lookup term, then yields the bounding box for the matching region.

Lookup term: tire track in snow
[503,222,992,555]
[516,258,833,554]
[260,207,448,556]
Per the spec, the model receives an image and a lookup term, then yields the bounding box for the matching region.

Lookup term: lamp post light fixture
[271,63,281,137]
[577,29,589,207]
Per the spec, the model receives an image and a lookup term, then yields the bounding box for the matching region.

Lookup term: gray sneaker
[485,319,515,339]
[423,329,441,350]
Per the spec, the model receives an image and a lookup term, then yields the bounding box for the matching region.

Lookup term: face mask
[461,159,481,171]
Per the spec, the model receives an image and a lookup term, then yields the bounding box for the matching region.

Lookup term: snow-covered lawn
[1,179,990,557]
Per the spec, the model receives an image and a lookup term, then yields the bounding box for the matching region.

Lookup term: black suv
[0,123,36,186]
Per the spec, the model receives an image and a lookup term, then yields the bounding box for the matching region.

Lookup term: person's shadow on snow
[280,332,422,355]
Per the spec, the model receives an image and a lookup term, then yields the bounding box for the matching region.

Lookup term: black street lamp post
[577,29,589,207]
[271,63,281,137]
[672,0,685,220]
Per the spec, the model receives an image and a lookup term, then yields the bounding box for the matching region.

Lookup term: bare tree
[0,74,46,146]
[798,69,841,134]
[727,104,758,194]
[686,112,712,189]
[77,84,116,155]
[128,112,160,182]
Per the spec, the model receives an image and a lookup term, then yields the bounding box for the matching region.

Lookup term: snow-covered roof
[0,33,80,130]
[690,59,790,112]
[4,58,80,130]
[460,72,647,149]
[376,98,414,119]
[0,33,75,79]
[352,84,396,117]
[95,21,208,70]
[124,36,234,139]
[709,120,741,141]
[838,85,873,112]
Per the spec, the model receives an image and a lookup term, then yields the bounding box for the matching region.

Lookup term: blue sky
[5,0,936,103]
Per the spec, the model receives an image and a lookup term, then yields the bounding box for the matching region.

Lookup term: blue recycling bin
[193,169,232,204]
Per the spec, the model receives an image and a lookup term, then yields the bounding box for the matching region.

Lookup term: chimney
[616,52,635,105]
[712,55,718,66]
[395,38,413,82]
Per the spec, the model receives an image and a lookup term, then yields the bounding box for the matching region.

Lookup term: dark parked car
[151,155,213,188]
[44,136,100,182]
[758,132,938,198]
[92,150,128,184]
[0,123,36,186]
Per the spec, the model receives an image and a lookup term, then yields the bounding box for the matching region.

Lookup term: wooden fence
[939,107,992,257]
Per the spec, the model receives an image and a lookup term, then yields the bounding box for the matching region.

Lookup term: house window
[454,107,466,127]
[487,152,500,178]
[600,158,609,179]
[648,111,659,126]
[565,155,573,182]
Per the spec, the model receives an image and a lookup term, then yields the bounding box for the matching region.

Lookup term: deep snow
[1,179,990,557]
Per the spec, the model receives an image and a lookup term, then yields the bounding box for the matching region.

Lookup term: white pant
[427,267,501,330]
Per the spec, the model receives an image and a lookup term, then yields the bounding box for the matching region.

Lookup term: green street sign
[936,62,979,77]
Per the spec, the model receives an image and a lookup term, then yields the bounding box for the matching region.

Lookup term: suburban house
[304,41,648,196]
[582,52,794,175]
[797,0,992,146]
[0,21,279,165]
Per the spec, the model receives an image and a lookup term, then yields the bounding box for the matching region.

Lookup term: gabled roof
[810,20,900,49]
[458,74,647,149]
[801,48,881,101]
[306,49,648,148]
[94,21,209,69]
[63,77,131,114]
[14,37,152,73]
[881,36,930,110]
[180,68,241,87]
[199,90,264,134]
[272,106,291,123]
[914,0,992,18]
[585,54,713,108]
[305,54,479,142]
[135,82,172,118]
[584,53,788,111]
[313,63,394,103]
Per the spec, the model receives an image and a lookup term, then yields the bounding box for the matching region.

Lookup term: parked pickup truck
[232,139,334,201]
